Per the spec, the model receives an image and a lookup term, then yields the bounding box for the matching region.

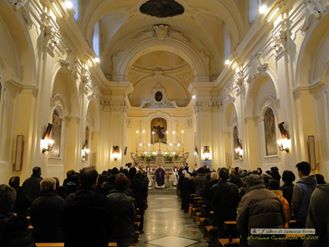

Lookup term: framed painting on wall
[307,135,316,170]
[14,135,24,172]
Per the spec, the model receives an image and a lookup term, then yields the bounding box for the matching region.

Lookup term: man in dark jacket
[304,183,329,247]
[210,168,239,234]
[0,184,35,247]
[237,174,285,247]
[22,167,42,205]
[64,167,111,247]
[8,176,29,215]
[292,161,317,227]
[107,173,136,247]
[29,178,64,242]
[130,169,148,233]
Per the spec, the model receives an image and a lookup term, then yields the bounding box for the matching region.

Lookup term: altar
[131,152,189,171]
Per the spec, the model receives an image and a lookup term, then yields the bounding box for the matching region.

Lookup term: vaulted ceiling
[76,0,248,105]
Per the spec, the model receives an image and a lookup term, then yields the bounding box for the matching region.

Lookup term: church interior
[1,0,329,247]
[1,0,329,183]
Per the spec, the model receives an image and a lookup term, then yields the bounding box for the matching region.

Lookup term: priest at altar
[155,166,166,189]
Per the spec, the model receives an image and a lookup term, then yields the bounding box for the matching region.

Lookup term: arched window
[249,0,259,23]
[224,25,231,60]
[71,0,79,20]
[93,22,100,57]
[50,108,63,158]
[233,126,240,160]
[264,108,277,155]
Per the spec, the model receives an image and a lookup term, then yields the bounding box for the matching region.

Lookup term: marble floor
[137,188,208,247]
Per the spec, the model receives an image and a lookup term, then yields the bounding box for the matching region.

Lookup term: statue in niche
[151,117,167,144]
[264,108,278,156]
[50,109,62,158]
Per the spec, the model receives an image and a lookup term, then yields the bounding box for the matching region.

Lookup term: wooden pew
[218,238,240,247]
[36,243,119,247]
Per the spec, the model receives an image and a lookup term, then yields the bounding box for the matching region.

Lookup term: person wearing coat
[0,184,35,247]
[304,184,329,247]
[64,167,112,247]
[22,167,42,205]
[210,168,239,234]
[237,174,285,247]
[107,173,136,247]
[29,178,64,242]
[292,162,317,227]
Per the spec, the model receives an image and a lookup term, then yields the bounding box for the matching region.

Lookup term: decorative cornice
[301,0,329,32]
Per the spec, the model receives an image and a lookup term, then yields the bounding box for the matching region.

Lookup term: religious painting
[151,118,167,144]
[233,126,240,160]
[50,109,62,158]
[264,108,278,156]
[0,82,2,105]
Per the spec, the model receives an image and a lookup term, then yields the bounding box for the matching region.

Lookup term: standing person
[281,170,295,206]
[292,161,317,227]
[304,183,329,247]
[130,170,148,233]
[29,178,64,242]
[8,176,29,216]
[0,184,34,247]
[63,167,111,247]
[107,173,136,247]
[210,168,239,235]
[237,174,285,247]
[22,167,42,205]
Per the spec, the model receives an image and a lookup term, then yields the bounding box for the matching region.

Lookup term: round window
[155,91,163,102]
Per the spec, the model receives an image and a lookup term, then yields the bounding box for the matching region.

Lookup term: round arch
[295,12,329,86]
[113,39,209,82]
[80,0,244,49]
[50,67,80,117]
[0,1,36,85]
[245,72,279,118]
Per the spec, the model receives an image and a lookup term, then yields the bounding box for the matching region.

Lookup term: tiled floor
[137,188,208,247]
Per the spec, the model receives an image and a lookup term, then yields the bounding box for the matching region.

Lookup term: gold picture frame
[307,135,316,170]
[14,135,24,172]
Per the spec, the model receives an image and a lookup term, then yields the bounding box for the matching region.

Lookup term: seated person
[29,178,64,242]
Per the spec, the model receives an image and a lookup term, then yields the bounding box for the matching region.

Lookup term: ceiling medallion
[140,0,185,18]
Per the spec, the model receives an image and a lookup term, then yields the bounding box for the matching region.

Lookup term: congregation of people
[0,166,148,247]
[1,161,328,247]
[177,161,328,247]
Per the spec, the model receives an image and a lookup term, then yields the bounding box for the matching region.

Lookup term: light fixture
[225,59,231,65]
[181,130,184,134]
[202,146,211,160]
[192,95,196,99]
[81,141,90,161]
[41,123,55,154]
[142,130,146,134]
[235,146,243,160]
[277,122,291,153]
[258,4,268,15]
[277,139,291,153]
[112,146,120,161]
[136,130,139,134]
[94,57,100,64]
[64,0,74,10]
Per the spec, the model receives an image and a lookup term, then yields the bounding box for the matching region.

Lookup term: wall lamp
[277,122,291,153]
[40,123,54,154]
[81,141,90,161]
[202,146,211,160]
[112,146,120,161]
[235,139,243,160]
